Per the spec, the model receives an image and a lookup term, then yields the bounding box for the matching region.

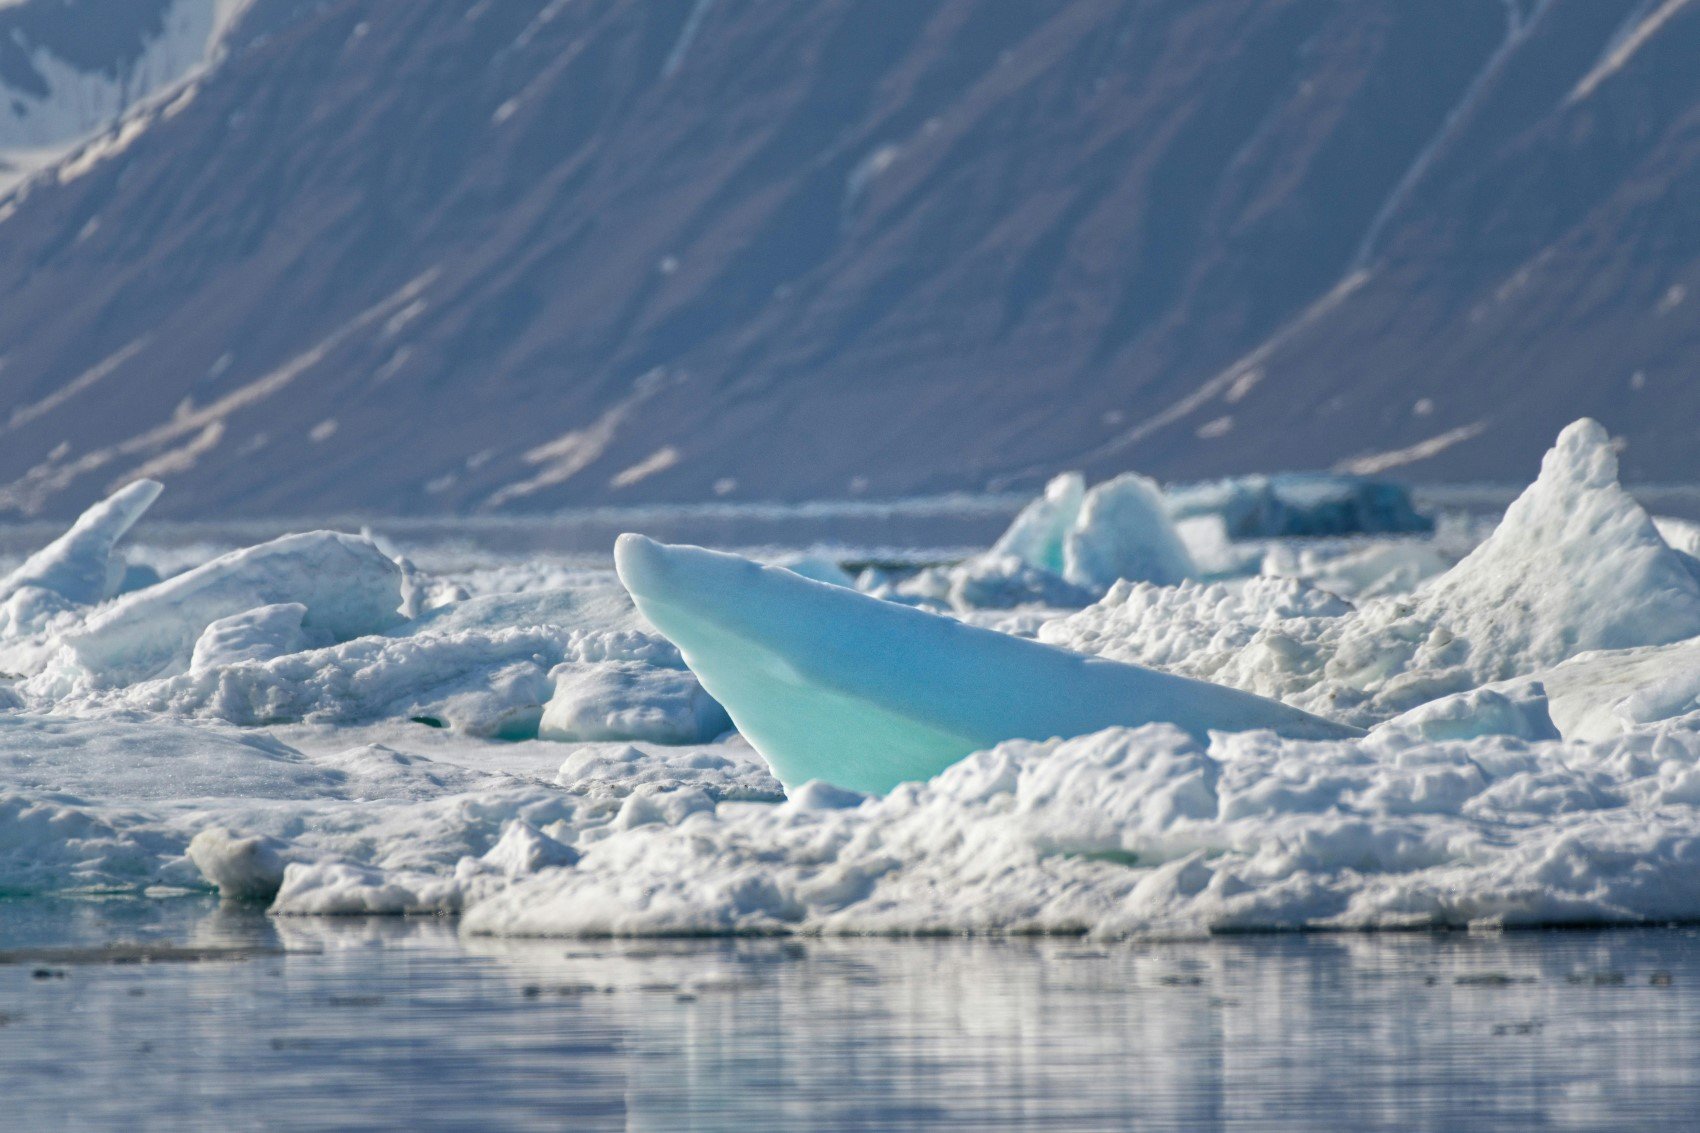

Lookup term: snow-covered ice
[0,478,162,610]
[56,531,408,686]
[10,417,1700,940]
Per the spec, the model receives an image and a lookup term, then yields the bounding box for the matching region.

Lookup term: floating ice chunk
[0,478,162,608]
[61,531,405,685]
[990,471,1194,594]
[613,535,1357,794]
[1062,472,1195,591]
[189,603,316,672]
[538,661,731,745]
[186,827,291,902]
[1167,473,1432,538]
[1411,419,1700,679]
[991,472,1084,577]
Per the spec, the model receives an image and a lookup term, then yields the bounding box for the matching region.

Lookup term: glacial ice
[613,534,1355,794]
[1408,418,1700,678]
[1063,472,1196,591]
[990,472,1085,577]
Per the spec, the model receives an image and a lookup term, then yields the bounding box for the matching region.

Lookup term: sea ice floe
[990,470,1195,593]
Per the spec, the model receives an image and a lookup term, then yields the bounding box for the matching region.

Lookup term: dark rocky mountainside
[0,0,1696,518]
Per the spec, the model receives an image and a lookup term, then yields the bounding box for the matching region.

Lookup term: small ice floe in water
[990,470,1195,593]
[612,533,1356,794]
[879,470,1199,612]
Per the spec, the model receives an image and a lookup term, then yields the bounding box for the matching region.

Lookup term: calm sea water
[3,898,1699,1131]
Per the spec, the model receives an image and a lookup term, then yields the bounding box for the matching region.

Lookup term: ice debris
[460,721,1700,936]
[993,471,1195,592]
[538,661,731,745]
[189,603,315,672]
[1044,419,1700,726]
[614,534,1356,794]
[1166,472,1432,539]
[0,478,162,609]
[60,531,407,686]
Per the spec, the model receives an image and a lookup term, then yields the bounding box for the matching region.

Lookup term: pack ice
[12,418,1700,940]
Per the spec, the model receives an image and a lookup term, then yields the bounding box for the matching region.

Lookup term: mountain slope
[0,0,1691,518]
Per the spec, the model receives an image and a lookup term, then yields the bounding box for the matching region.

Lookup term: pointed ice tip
[1544,417,1616,489]
[115,478,165,505]
[613,532,667,597]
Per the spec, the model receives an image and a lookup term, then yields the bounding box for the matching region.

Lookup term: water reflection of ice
[4,898,1699,1130]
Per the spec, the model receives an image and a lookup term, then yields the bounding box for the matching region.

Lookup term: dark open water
[3,898,1699,1131]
